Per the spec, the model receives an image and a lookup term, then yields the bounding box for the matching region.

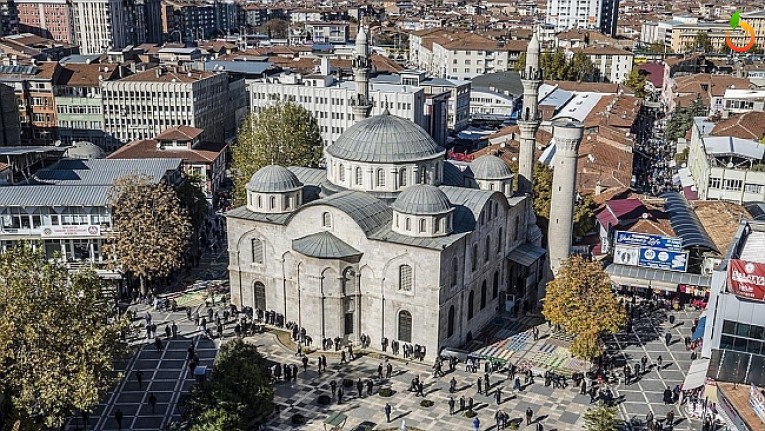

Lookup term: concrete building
[71,0,133,54]
[0,158,183,284]
[0,82,21,146]
[670,12,765,54]
[0,62,59,145]
[305,21,349,44]
[161,0,216,43]
[572,46,633,83]
[0,0,18,36]
[101,66,231,146]
[53,62,122,150]
[546,0,619,37]
[15,0,75,43]
[414,74,470,132]
[722,89,765,115]
[547,119,583,275]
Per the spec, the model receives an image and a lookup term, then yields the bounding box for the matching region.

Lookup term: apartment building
[573,46,634,83]
[0,62,59,144]
[671,11,765,53]
[305,21,348,44]
[71,0,133,54]
[411,31,528,80]
[0,0,19,36]
[249,72,428,147]
[53,62,123,150]
[0,82,21,146]
[102,66,230,146]
[161,0,216,43]
[546,0,620,37]
[15,0,75,43]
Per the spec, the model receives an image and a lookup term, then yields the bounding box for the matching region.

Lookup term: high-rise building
[546,0,619,37]
[0,82,21,146]
[15,0,75,44]
[0,62,60,145]
[71,0,133,54]
[0,0,19,36]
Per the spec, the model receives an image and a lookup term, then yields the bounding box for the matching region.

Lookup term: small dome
[63,141,105,159]
[469,155,513,180]
[246,165,302,193]
[327,112,444,163]
[392,184,452,215]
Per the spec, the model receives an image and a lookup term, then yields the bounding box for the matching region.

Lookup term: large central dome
[326,111,444,163]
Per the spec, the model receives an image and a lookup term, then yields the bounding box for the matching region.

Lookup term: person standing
[377,363,383,379]
[472,417,480,431]
[386,361,393,379]
[337,388,343,404]
[495,387,502,405]
[154,337,163,352]
[330,380,337,398]
[356,378,363,398]
[302,355,309,373]
[448,396,455,415]
[148,393,157,414]
[135,369,143,389]
[477,377,483,395]
[450,376,457,393]
[459,396,466,412]
[164,325,171,339]
[526,407,534,425]
[384,403,392,423]
[657,355,663,368]
[665,333,672,346]
[115,408,124,430]
[171,321,178,338]
[366,379,373,395]
[666,410,675,425]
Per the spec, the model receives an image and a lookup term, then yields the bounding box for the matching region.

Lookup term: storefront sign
[615,231,683,252]
[614,244,689,272]
[41,225,100,237]
[638,247,689,272]
[728,259,765,301]
[750,384,765,423]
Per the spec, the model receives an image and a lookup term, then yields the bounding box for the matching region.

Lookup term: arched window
[355,167,363,185]
[270,196,276,209]
[251,238,263,264]
[493,271,499,299]
[419,218,426,233]
[377,168,385,187]
[322,212,331,227]
[497,228,503,252]
[471,244,478,271]
[405,218,411,231]
[489,183,495,191]
[398,310,412,342]
[257,195,262,208]
[480,280,487,309]
[451,257,459,287]
[484,239,491,262]
[398,264,412,291]
[468,291,475,319]
[435,217,441,233]
[399,168,407,187]
[447,305,455,337]
[339,164,345,181]
[419,167,427,184]
[254,281,266,310]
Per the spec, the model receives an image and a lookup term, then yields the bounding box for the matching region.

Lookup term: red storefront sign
[727,259,765,301]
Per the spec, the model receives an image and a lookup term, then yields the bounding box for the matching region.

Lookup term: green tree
[541,49,569,80]
[583,404,620,431]
[107,174,192,294]
[566,52,596,81]
[645,42,668,54]
[625,69,648,98]
[232,100,323,206]
[0,244,129,429]
[177,174,210,237]
[185,339,273,430]
[542,255,626,360]
[574,195,597,237]
[664,97,706,142]
[533,162,596,237]
[694,31,713,53]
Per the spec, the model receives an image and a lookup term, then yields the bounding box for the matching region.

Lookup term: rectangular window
[744,183,764,194]
[251,238,263,264]
[709,177,721,189]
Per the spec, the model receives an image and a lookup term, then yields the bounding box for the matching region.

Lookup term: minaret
[352,25,372,121]
[547,119,584,275]
[517,29,541,194]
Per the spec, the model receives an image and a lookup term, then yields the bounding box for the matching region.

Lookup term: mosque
[225,27,581,357]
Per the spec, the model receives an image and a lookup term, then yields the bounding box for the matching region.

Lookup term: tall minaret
[517,29,542,194]
[547,119,584,275]
[352,25,372,121]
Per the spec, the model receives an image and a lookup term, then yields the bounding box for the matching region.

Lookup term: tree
[0,244,129,429]
[232,100,323,206]
[664,97,707,142]
[694,31,713,53]
[514,52,526,72]
[533,163,596,237]
[566,52,596,81]
[185,339,273,430]
[573,195,597,237]
[645,42,668,54]
[625,69,648,99]
[176,175,210,237]
[107,174,192,294]
[515,49,596,81]
[262,19,289,39]
[542,255,626,360]
[583,404,620,431]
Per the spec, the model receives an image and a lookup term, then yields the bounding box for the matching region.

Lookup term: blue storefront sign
[638,247,689,272]
[615,231,683,252]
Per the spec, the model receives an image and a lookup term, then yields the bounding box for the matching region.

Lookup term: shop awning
[682,358,710,390]
[692,316,707,341]
[605,264,712,291]
[507,243,546,267]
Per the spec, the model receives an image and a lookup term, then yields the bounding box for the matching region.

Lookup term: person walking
[665,332,672,346]
[514,377,522,392]
[448,396,455,415]
[526,407,534,425]
[115,408,124,430]
[164,325,171,339]
[337,388,343,404]
[477,377,483,394]
[154,337,163,352]
[356,378,363,398]
[495,387,502,405]
[472,417,480,431]
[417,380,425,397]
[386,362,393,379]
[459,396,466,412]
[384,403,392,423]
[666,409,675,425]
[468,397,474,412]
[377,363,384,379]
[148,393,157,414]
[657,355,663,368]
[450,376,457,393]
[135,369,143,389]
[171,321,178,338]
[302,355,309,373]
[366,379,373,395]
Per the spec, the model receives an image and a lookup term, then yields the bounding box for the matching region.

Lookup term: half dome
[469,155,513,180]
[326,111,444,163]
[392,184,452,215]
[246,165,302,193]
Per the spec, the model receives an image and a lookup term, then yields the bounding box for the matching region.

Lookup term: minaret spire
[352,24,373,121]
[517,28,542,193]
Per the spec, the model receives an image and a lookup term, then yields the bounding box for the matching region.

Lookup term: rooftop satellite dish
[53,140,62,147]
[642,212,649,219]
[727,162,734,168]
[500,142,506,148]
